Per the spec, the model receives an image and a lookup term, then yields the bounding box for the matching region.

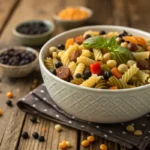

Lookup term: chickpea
[49,46,57,55]
[87,136,95,142]
[118,64,128,74]
[54,124,62,131]
[0,108,2,116]
[107,60,117,69]
[134,130,143,136]
[102,53,111,63]
[81,140,90,147]
[59,141,67,149]
[116,37,121,43]
[66,141,71,147]
[121,42,128,48]
[126,125,135,132]
[127,60,136,67]
[100,144,108,150]
[6,92,13,98]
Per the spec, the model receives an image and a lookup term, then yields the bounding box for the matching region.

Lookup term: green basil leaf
[83,36,107,49]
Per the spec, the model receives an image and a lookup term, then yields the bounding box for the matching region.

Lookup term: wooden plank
[127,0,150,32]
[0,0,19,34]
[18,114,78,150]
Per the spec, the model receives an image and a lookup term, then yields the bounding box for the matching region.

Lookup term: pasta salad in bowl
[39,26,150,123]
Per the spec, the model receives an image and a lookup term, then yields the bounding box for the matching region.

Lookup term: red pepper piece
[90,62,101,75]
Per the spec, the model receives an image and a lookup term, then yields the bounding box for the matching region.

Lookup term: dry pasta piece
[121,64,139,83]
[71,78,85,85]
[133,81,144,87]
[74,63,85,77]
[81,49,93,58]
[93,49,103,61]
[44,57,55,69]
[109,76,128,89]
[77,56,94,66]
[132,52,150,60]
[135,70,149,83]
[80,75,101,87]
[95,79,108,89]
[68,62,76,75]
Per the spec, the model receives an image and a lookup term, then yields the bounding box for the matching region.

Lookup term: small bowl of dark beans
[13,20,55,46]
[0,46,38,78]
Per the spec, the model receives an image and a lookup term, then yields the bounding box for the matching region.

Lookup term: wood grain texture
[18,115,78,150]
[0,0,19,34]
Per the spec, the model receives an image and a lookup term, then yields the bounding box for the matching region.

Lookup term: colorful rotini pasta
[44,30,150,89]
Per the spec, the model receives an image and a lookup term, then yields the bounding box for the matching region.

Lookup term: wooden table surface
[0,0,150,149]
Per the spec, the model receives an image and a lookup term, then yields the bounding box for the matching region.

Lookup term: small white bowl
[0,46,38,78]
[40,25,150,123]
[53,6,93,29]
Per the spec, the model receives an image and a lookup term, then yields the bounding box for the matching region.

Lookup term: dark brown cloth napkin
[17,84,150,150]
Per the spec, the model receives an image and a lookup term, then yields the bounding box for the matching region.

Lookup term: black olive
[83,69,91,79]
[57,44,65,50]
[103,70,112,80]
[50,68,56,75]
[118,30,128,37]
[75,73,82,78]
[127,43,137,51]
[22,131,29,139]
[99,30,106,35]
[85,34,91,39]
[55,61,63,68]
[32,132,39,139]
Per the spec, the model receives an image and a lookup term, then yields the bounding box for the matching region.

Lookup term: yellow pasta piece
[93,49,103,61]
[66,44,79,57]
[109,76,128,89]
[132,52,150,60]
[60,52,70,66]
[135,70,149,83]
[81,49,93,58]
[44,57,55,69]
[77,56,94,66]
[83,30,99,38]
[74,63,85,77]
[80,75,101,87]
[121,64,139,83]
[71,78,85,85]
[58,51,65,58]
[68,62,76,75]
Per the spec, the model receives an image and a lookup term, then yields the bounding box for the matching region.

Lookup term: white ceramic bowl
[39,25,150,123]
[53,6,93,29]
[0,46,38,78]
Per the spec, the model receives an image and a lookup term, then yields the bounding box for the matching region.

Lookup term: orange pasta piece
[65,38,74,49]
[111,67,122,79]
[109,86,118,90]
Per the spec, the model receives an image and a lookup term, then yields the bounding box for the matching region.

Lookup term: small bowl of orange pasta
[53,6,93,29]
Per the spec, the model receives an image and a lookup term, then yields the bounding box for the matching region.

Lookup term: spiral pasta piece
[135,70,149,83]
[60,52,70,66]
[68,62,76,75]
[71,78,85,85]
[77,56,94,66]
[44,57,55,69]
[74,63,85,77]
[83,30,99,37]
[133,81,144,87]
[132,52,150,60]
[93,49,103,61]
[109,76,128,89]
[81,49,93,58]
[66,44,79,57]
[95,79,108,89]
[80,75,101,87]
[121,64,139,83]
[58,51,65,59]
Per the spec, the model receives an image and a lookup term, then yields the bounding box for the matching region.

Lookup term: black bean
[30,116,37,123]
[103,70,112,80]
[50,69,56,75]
[83,69,91,79]
[85,34,91,39]
[6,100,13,106]
[99,30,106,35]
[55,61,63,68]
[32,132,39,139]
[22,131,29,139]
[38,136,45,142]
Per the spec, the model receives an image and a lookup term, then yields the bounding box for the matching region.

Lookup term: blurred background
[0,0,150,49]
